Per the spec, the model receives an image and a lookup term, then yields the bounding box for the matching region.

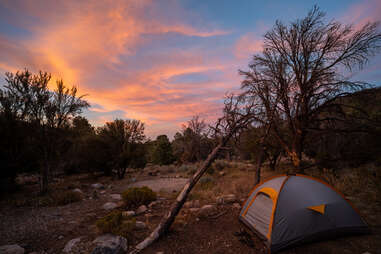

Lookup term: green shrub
[53,190,83,206]
[187,168,197,176]
[178,164,190,172]
[122,186,156,208]
[96,211,136,239]
[212,160,228,171]
[199,176,215,190]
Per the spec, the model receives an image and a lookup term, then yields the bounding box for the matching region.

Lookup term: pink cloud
[234,33,263,60]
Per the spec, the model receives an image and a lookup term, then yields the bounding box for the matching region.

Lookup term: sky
[0,0,380,139]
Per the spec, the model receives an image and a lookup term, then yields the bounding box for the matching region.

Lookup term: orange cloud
[0,0,237,138]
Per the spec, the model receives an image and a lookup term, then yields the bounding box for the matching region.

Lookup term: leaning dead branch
[129,95,255,253]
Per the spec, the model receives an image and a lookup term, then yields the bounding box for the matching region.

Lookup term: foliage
[96,211,136,239]
[211,159,228,171]
[98,119,146,179]
[151,135,174,165]
[122,186,157,208]
[0,69,89,193]
[172,116,214,163]
[199,176,215,190]
[52,190,83,206]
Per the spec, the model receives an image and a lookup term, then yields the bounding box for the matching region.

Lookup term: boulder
[189,208,200,213]
[0,244,25,254]
[63,237,81,253]
[136,205,147,215]
[148,201,160,209]
[110,194,122,201]
[192,200,200,208]
[219,171,226,176]
[91,234,127,254]
[122,211,135,217]
[184,200,200,208]
[135,221,147,230]
[103,202,118,210]
[216,194,237,204]
[183,201,193,208]
[197,204,217,218]
[73,188,83,194]
[91,183,104,189]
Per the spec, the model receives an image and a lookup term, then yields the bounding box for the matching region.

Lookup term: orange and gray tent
[239,174,368,253]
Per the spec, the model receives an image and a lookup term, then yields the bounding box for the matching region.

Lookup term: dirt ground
[0,164,380,254]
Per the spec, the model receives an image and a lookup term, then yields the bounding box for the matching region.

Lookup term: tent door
[247,192,273,238]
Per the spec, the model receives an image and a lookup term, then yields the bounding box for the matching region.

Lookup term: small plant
[53,190,83,206]
[199,176,215,190]
[178,164,190,172]
[212,160,228,171]
[122,186,157,208]
[96,211,136,239]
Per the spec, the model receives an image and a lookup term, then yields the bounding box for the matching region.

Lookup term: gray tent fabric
[240,175,287,219]
[239,175,369,253]
[246,193,273,237]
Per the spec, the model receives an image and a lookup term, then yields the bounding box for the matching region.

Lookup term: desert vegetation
[0,5,381,254]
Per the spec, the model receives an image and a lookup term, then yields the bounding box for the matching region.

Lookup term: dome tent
[239,174,369,253]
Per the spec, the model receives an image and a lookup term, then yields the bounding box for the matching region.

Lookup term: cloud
[0,0,235,138]
[234,33,263,60]
[340,0,381,28]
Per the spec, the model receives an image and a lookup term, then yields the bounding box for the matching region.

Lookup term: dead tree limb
[129,95,255,253]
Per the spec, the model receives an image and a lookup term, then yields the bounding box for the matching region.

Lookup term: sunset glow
[1,0,380,138]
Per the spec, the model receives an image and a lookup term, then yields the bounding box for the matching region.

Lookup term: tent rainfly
[239,174,369,253]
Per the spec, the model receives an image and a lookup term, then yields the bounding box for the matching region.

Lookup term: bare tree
[240,6,381,172]
[129,95,255,253]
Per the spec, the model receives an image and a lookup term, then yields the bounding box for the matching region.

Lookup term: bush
[212,160,228,171]
[199,176,215,190]
[96,211,136,239]
[122,186,156,208]
[53,190,83,206]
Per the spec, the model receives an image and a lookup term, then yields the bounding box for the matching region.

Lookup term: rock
[91,183,104,189]
[110,194,122,201]
[0,244,25,254]
[91,234,128,254]
[122,211,135,217]
[193,200,200,208]
[197,204,217,218]
[184,201,193,208]
[73,188,83,194]
[175,174,180,178]
[148,201,160,208]
[58,235,64,240]
[184,200,200,208]
[136,205,147,215]
[63,237,81,253]
[156,252,164,254]
[233,203,241,209]
[189,208,200,213]
[362,252,371,254]
[219,171,226,176]
[103,202,118,210]
[216,194,237,204]
[135,221,147,230]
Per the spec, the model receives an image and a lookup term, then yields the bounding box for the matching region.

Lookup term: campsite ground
[0,161,380,254]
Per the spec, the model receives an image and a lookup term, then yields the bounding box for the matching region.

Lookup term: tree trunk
[129,136,231,253]
[254,146,266,185]
[40,162,49,194]
[269,151,280,171]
